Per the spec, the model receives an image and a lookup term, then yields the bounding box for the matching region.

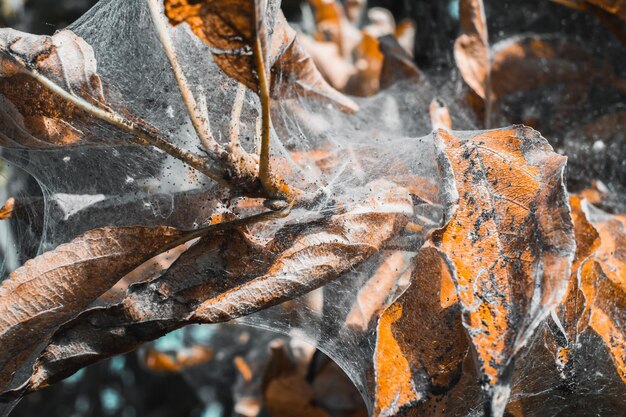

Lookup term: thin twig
[163,199,294,252]
[147,0,224,159]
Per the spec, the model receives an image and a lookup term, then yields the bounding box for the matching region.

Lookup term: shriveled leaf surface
[0,29,108,147]
[0,226,186,391]
[374,247,467,416]
[164,0,357,111]
[432,126,575,410]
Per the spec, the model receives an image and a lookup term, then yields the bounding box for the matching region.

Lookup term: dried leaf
[580,258,626,383]
[374,247,467,416]
[454,0,490,100]
[546,196,600,376]
[164,0,357,111]
[432,126,575,414]
[0,226,186,391]
[394,18,416,57]
[192,180,413,322]
[378,34,424,90]
[490,35,622,103]
[579,202,626,383]
[297,34,354,91]
[0,29,108,148]
[263,341,330,417]
[344,32,383,97]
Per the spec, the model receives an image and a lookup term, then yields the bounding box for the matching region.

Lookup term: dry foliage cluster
[0,0,624,416]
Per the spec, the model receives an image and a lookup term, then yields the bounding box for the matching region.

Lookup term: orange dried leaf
[577,201,626,383]
[145,345,213,372]
[432,126,575,411]
[547,196,600,375]
[374,247,467,416]
[454,0,490,99]
[580,259,626,383]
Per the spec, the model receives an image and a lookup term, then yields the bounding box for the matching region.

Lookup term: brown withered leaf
[580,259,626,383]
[432,126,575,413]
[297,34,354,91]
[344,32,384,97]
[0,226,187,391]
[307,0,361,56]
[490,35,622,104]
[192,179,413,322]
[454,0,490,100]
[263,341,330,417]
[546,196,600,376]
[0,29,108,148]
[2,182,412,398]
[579,202,626,383]
[164,0,357,111]
[394,18,416,57]
[374,247,467,416]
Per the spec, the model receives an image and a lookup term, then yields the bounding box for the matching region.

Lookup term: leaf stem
[253,36,278,198]
[147,0,224,160]
[164,199,294,251]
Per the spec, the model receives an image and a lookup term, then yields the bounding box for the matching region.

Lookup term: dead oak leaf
[432,126,575,413]
[546,196,600,376]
